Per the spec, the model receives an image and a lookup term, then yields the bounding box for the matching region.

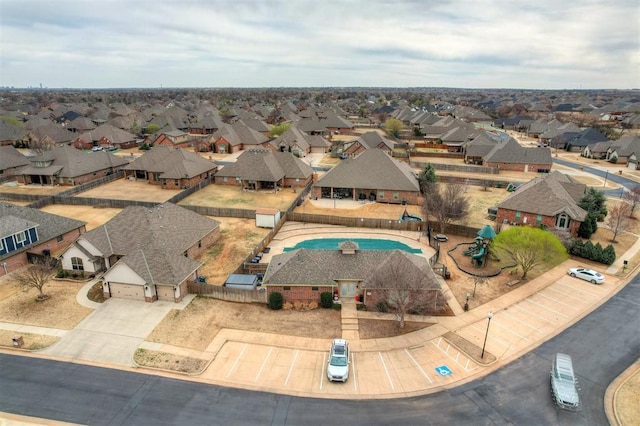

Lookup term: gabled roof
[609,135,640,157]
[497,171,587,220]
[78,203,219,257]
[566,127,608,147]
[114,248,202,286]
[21,145,128,178]
[123,146,217,179]
[270,127,315,151]
[215,149,312,181]
[76,123,137,145]
[30,124,76,144]
[0,145,30,170]
[353,131,394,150]
[314,149,420,192]
[264,248,439,288]
[0,202,86,261]
[484,138,552,165]
[213,120,269,147]
[464,133,498,157]
[0,120,27,141]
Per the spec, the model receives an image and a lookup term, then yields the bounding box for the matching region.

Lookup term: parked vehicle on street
[550,353,581,411]
[91,146,103,151]
[567,267,605,284]
[327,339,349,382]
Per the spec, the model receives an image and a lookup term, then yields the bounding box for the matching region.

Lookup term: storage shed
[255,208,280,228]
[224,274,259,290]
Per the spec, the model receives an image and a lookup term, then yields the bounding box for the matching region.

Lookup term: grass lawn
[178,184,299,211]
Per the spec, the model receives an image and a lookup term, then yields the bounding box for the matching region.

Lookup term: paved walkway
[0,223,637,411]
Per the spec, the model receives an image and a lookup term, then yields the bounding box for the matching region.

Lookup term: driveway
[41,296,193,366]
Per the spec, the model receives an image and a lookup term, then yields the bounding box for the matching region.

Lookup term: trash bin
[12,336,23,347]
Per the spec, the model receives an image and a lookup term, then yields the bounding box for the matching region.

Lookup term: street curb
[605,356,640,426]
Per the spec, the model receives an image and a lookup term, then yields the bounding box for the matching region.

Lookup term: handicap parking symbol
[435,365,452,376]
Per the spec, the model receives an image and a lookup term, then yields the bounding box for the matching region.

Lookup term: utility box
[255,208,280,228]
[224,274,259,290]
[12,335,24,347]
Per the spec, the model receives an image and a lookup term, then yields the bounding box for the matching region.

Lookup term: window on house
[174,180,179,186]
[71,257,84,271]
[379,191,385,199]
[57,235,63,243]
[393,192,399,200]
[222,176,228,182]
[515,211,521,222]
[15,231,26,244]
[198,240,202,248]
[536,215,542,226]
[311,287,319,291]
[556,213,569,229]
[0,239,4,252]
[283,286,291,291]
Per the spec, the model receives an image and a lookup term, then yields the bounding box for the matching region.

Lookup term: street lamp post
[481,311,494,358]
[603,170,609,187]
[464,292,470,312]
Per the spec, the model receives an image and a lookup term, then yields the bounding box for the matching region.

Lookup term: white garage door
[110,283,144,300]
[156,285,175,302]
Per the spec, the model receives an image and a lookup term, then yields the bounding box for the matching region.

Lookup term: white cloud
[0,0,637,88]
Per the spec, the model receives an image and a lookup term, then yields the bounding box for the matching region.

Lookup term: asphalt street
[553,157,635,197]
[1,275,638,425]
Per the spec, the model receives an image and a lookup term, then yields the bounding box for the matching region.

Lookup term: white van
[550,353,581,411]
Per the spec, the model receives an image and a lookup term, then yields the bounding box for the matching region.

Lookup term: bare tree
[623,185,640,216]
[606,202,633,243]
[13,257,58,301]
[423,183,470,234]
[363,251,448,328]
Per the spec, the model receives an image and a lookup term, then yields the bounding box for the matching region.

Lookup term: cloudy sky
[1,0,638,89]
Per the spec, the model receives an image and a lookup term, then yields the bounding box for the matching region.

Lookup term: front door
[340,282,356,297]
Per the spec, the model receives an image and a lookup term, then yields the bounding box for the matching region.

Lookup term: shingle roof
[123,146,217,178]
[313,149,420,192]
[484,138,552,165]
[496,171,587,220]
[79,202,219,257]
[264,248,439,288]
[20,145,128,178]
[355,131,394,150]
[0,145,30,171]
[117,248,202,286]
[0,202,86,261]
[77,123,137,145]
[215,149,312,181]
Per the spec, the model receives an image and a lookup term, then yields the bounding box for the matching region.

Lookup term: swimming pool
[284,238,422,254]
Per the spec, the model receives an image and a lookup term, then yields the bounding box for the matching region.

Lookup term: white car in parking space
[327,339,349,382]
[567,267,605,284]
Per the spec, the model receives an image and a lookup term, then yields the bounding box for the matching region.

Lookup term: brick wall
[497,208,581,237]
[485,162,552,172]
[185,227,221,259]
[267,285,334,304]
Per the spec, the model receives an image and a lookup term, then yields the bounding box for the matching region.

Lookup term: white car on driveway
[567,267,605,284]
[327,339,349,382]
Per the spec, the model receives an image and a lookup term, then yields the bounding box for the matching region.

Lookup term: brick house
[312,148,421,205]
[214,149,313,191]
[269,126,331,157]
[0,145,30,178]
[495,171,587,237]
[123,146,217,189]
[483,137,553,172]
[0,202,86,276]
[74,123,138,150]
[264,242,446,314]
[210,120,270,154]
[58,203,220,303]
[342,131,394,158]
[17,145,128,186]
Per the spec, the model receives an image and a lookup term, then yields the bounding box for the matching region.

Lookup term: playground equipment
[471,245,486,267]
[463,236,484,256]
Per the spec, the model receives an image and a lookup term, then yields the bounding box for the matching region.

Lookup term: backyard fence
[411,161,499,175]
[187,282,267,303]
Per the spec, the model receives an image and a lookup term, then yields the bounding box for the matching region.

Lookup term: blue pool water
[284,238,422,254]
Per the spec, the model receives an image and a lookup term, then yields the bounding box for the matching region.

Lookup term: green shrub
[570,239,616,265]
[602,245,617,265]
[268,292,283,310]
[320,292,333,309]
[332,303,342,311]
[376,301,389,313]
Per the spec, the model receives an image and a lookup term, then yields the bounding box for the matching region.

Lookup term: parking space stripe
[254,346,273,383]
[500,310,543,333]
[226,343,247,378]
[510,303,557,324]
[522,298,569,318]
[555,281,602,298]
[535,292,581,310]
[490,318,530,341]
[545,286,592,304]
[319,352,326,390]
[378,352,395,390]
[404,348,433,384]
[431,339,478,372]
[351,352,357,391]
[284,349,299,387]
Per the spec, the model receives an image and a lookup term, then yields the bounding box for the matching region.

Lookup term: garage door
[110,283,144,300]
[156,285,175,302]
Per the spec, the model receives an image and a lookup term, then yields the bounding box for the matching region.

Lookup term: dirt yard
[358,319,433,339]
[0,277,93,329]
[179,184,299,211]
[0,330,58,350]
[616,369,640,425]
[75,178,180,202]
[145,297,342,351]
[40,204,122,230]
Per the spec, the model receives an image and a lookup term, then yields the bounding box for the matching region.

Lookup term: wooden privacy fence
[187,282,267,303]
